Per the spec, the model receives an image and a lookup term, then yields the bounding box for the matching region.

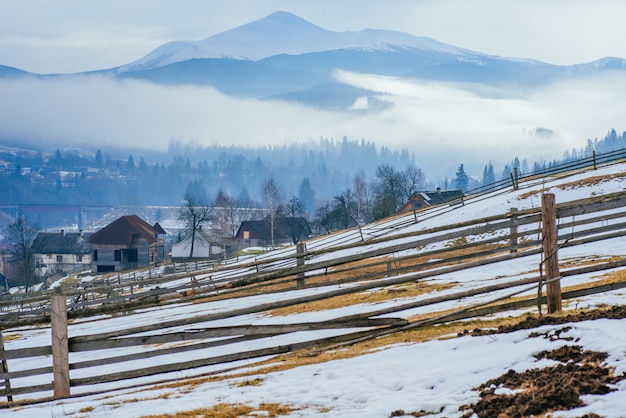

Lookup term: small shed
[171,228,224,260]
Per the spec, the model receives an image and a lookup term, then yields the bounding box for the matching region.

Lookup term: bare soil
[389,306,626,417]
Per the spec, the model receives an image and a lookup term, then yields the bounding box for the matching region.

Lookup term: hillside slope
[3,162,626,417]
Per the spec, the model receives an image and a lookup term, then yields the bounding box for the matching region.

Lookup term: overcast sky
[2,0,626,74]
[1,1,626,179]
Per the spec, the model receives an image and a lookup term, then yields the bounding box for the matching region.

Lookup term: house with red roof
[88,215,167,273]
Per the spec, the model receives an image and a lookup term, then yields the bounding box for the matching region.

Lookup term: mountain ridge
[116,11,478,73]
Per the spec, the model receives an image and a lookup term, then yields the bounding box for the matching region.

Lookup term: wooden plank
[542,194,562,313]
[70,318,407,351]
[0,329,12,402]
[51,294,70,398]
[0,382,54,397]
[70,334,275,370]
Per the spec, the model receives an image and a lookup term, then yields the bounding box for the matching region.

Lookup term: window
[114,250,121,261]
[93,250,98,261]
[77,255,83,262]
[56,255,63,263]
[243,230,250,240]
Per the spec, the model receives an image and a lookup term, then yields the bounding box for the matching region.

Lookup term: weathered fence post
[509,207,518,253]
[51,292,70,397]
[296,243,306,288]
[0,329,13,402]
[541,193,562,313]
[592,150,597,170]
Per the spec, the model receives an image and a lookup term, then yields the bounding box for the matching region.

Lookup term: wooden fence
[3,189,626,403]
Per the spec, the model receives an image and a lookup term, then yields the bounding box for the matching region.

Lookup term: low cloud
[1,71,625,179]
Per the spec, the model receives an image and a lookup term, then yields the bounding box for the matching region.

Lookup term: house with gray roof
[32,230,92,277]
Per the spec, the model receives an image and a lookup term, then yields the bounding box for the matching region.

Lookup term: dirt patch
[460,305,626,337]
[458,345,625,417]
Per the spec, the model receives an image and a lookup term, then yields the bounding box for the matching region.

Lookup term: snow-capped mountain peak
[118,11,471,73]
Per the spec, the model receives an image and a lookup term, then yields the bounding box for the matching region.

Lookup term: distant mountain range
[3,11,626,109]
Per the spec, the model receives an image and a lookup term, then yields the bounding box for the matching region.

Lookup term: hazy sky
[2,0,626,73]
[1,1,626,179]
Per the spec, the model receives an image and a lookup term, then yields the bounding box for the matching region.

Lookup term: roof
[32,231,91,255]
[88,215,159,246]
[152,222,167,235]
[417,189,464,205]
[397,189,464,215]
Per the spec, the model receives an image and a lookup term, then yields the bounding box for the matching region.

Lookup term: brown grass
[140,402,292,418]
[518,171,626,200]
[270,281,457,316]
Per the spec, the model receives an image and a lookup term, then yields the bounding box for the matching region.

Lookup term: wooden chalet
[32,230,92,277]
[88,215,166,273]
[235,216,311,247]
[397,188,464,214]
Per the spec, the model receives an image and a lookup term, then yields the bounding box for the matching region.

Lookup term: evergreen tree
[95,149,103,168]
[482,162,496,186]
[127,154,135,170]
[454,164,469,192]
[297,177,316,218]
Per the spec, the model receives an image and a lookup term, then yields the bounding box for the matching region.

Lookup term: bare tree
[215,188,253,238]
[1,216,38,292]
[399,165,426,200]
[372,164,403,219]
[284,196,308,244]
[315,189,358,233]
[372,164,426,220]
[178,192,214,258]
[353,174,370,224]
[260,176,284,247]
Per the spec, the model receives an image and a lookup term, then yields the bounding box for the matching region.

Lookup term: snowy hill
[4,161,626,417]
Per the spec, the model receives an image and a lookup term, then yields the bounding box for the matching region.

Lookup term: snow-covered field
[3,164,626,417]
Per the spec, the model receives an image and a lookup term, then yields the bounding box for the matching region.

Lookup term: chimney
[436,187,441,193]
[61,229,65,236]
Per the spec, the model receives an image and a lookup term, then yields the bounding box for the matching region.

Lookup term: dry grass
[140,402,292,418]
[235,378,264,387]
[559,255,626,269]
[270,281,457,316]
[518,171,626,200]
[0,332,22,342]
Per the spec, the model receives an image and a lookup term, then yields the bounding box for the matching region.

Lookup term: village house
[31,229,92,277]
[396,188,464,214]
[88,215,167,273]
[235,216,311,247]
[171,227,227,260]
